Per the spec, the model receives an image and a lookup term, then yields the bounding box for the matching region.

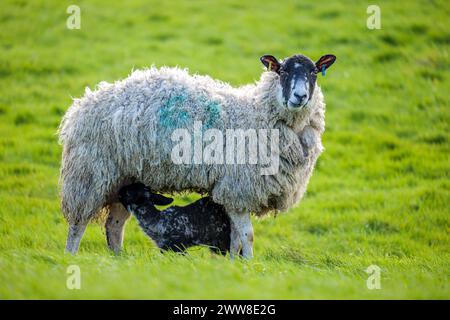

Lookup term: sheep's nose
[294,93,307,104]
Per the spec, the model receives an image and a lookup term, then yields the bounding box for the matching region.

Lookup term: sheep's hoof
[105,228,123,254]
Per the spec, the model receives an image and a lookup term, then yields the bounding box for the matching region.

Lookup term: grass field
[0,0,449,299]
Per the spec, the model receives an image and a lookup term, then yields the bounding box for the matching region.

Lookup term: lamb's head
[260,53,336,111]
[119,183,173,212]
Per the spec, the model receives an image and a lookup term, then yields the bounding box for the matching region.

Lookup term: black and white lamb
[59,53,336,258]
[119,183,232,255]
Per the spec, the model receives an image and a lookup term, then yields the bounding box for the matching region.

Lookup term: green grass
[0,0,449,299]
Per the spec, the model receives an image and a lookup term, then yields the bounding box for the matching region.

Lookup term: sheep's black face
[119,183,149,211]
[279,55,317,110]
[260,53,336,111]
[119,183,173,211]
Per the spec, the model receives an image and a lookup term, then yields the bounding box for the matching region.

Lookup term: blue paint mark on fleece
[159,91,223,130]
[159,92,190,129]
[200,97,222,129]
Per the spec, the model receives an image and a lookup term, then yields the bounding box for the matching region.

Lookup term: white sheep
[59,53,336,258]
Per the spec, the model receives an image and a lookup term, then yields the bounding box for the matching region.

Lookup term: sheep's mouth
[287,100,307,110]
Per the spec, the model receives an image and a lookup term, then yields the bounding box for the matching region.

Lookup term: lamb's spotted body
[119,183,231,254]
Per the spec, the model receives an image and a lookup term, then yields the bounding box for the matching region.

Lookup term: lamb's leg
[65,221,88,254]
[227,211,253,259]
[105,202,131,254]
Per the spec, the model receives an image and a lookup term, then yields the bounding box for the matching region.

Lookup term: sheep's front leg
[229,227,241,259]
[298,125,320,158]
[228,211,253,259]
[105,202,131,254]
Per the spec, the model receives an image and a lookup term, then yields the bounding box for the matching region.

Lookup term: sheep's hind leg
[227,211,253,259]
[105,202,131,254]
[65,221,88,255]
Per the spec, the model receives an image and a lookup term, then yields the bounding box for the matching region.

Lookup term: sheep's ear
[260,55,281,74]
[315,54,336,75]
[151,193,174,206]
